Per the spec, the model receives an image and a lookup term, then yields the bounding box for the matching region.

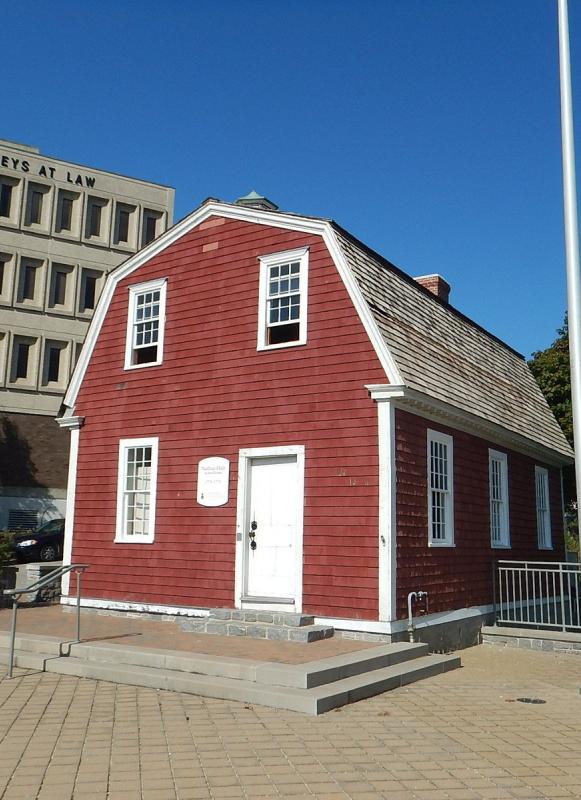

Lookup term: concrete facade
[0,139,174,529]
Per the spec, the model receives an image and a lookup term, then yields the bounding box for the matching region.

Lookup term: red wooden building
[57,195,573,645]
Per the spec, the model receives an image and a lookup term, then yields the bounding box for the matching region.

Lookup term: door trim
[235,445,305,612]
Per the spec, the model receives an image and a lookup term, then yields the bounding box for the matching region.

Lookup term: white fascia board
[384,385,572,467]
[63,202,404,411]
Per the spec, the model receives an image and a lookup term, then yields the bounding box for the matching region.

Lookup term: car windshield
[37,520,64,534]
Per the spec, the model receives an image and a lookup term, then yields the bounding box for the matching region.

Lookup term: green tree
[528,316,573,448]
[529,317,578,551]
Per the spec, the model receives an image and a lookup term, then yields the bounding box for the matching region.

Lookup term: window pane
[22,265,36,300]
[30,191,43,224]
[0,184,12,217]
[47,347,60,382]
[60,197,73,231]
[90,203,102,236]
[15,343,30,379]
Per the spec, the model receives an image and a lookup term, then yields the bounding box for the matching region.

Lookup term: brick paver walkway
[1,644,580,800]
[0,607,375,664]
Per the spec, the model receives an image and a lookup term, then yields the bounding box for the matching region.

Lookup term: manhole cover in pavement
[516,697,546,704]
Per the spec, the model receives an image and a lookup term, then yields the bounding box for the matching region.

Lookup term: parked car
[12,519,65,562]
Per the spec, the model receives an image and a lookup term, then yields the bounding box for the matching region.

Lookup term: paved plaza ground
[0,638,580,800]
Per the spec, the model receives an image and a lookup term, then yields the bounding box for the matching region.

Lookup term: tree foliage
[528,316,573,448]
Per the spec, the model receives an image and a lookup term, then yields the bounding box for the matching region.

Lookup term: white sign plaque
[197,457,230,507]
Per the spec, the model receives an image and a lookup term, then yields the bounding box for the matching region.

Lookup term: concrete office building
[0,139,174,530]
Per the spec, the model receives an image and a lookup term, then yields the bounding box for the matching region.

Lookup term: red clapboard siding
[395,409,565,619]
[72,219,387,619]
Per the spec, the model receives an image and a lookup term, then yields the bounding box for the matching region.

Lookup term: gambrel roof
[334,227,573,462]
[62,199,573,464]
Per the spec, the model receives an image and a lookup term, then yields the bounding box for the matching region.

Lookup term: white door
[244,455,298,600]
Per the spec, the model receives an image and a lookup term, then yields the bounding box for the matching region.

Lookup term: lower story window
[428,429,454,546]
[115,437,159,543]
[535,466,552,549]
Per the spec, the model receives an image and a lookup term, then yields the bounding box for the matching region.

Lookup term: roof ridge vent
[234,190,278,211]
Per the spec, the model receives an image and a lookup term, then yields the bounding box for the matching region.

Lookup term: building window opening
[0,183,13,218]
[15,341,30,379]
[116,437,159,543]
[267,261,301,345]
[30,190,43,225]
[0,259,4,295]
[118,210,130,242]
[89,203,102,237]
[52,269,67,306]
[125,279,166,369]
[82,273,97,311]
[47,345,61,383]
[145,215,157,245]
[133,289,160,364]
[59,197,73,231]
[22,264,37,301]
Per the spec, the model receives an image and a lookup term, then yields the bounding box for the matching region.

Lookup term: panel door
[245,455,298,600]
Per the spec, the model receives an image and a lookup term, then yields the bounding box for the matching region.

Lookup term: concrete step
[0,633,429,688]
[0,645,460,715]
[182,618,334,642]
[207,610,316,627]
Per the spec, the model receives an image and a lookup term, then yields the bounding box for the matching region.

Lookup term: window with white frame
[124,279,167,369]
[535,466,552,549]
[427,429,454,546]
[489,449,510,548]
[257,247,308,349]
[115,437,158,543]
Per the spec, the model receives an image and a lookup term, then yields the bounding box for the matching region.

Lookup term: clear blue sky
[4,0,581,357]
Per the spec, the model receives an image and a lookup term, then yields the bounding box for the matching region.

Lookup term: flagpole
[558,0,581,555]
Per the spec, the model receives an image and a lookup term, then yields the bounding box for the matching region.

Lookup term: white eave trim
[366,384,573,466]
[55,415,85,430]
[63,201,403,411]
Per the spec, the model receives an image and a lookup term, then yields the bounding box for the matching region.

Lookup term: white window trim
[124,278,167,370]
[489,449,510,549]
[257,246,309,351]
[427,429,454,547]
[535,465,553,550]
[115,437,159,544]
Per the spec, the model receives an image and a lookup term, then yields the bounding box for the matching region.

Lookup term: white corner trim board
[63,201,403,411]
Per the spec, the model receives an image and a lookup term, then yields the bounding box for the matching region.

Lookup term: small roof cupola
[234,190,278,211]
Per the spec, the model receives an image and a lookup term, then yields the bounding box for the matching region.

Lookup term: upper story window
[124,278,167,369]
[0,252,13,305]
[257,247,309,350]
[0,183,13,217]
[16,258,44,307]
[142,209,163,246]
[55,189,80,235]
[79,268,101,314]
[41,339,69,389]
[427,429,454,546]
[48,262,74,312]
[489,449,510,548]
[115,437,159,543]
[85,195,110,243]
[9,335,39,389]
[535,466,552,549]
[24,182,51,229]
[114,202,137,247]
[0,176,20,225]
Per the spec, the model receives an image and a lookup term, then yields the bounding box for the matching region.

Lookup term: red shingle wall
[71,217,387,618]
[395,409,565,619]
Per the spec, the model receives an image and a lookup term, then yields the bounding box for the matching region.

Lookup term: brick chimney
[414,274,451,303]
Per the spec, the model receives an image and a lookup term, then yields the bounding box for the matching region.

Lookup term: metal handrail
[3,563,89,679]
